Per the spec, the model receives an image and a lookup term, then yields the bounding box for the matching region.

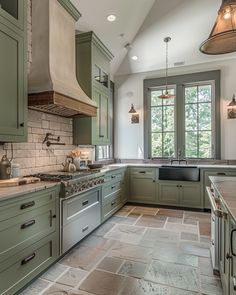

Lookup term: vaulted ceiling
[71,0,236,76]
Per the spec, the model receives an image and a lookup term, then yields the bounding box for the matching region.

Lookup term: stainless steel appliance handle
[206,186,227,218]
[233,276,236,291]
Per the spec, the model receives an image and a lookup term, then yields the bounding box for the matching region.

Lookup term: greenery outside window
[144,70,221,160]
[151,87,176,157]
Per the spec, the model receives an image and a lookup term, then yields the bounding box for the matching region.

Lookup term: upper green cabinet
[73,31,113,145]
[0,0,25,31]
[0,0,26,142]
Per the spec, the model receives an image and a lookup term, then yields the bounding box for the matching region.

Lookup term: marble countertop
[104,163,236,169]
[0,181,59,201]
[209,176,236,221]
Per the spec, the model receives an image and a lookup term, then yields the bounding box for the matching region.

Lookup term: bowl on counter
[87,163,104,169]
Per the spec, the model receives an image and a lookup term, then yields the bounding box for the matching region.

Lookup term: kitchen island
[209,176,236,295]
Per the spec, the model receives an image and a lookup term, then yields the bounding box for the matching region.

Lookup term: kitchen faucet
[170,149,187,165]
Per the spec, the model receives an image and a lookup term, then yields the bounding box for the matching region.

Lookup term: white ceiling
[71,0,236,76]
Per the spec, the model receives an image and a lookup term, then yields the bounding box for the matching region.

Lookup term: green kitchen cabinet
[121,167,129,204]
[102,168,124,222]
[229,217,236,295]
[0,185,60,295]
[202,168,236,209]
[0,0,27,142]
[129,167,156,203]
[73,31,113,145]
[158,182,179,205]
[158,181,202,208]
[0,0,25,32]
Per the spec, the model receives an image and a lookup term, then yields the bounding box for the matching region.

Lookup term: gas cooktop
[34,170,101,182]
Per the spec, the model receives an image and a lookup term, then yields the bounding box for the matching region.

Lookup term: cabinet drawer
[102,181,121,200]
[0,234,58,295]
[130,167,156,178]
[102,192,122,222]
[0,187,57,222]
[0,203,56,263]
[62,201,100,253]
[105,171,122,183]
[62,187,100,225]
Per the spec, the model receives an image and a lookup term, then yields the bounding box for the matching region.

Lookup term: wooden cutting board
[0,177,41,187]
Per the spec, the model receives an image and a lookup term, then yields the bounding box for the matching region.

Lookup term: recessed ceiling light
[107,14,116,22]
[132,55,138,60]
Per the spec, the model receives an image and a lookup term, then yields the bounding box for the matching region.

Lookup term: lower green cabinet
[102,169,124,222]
[129,167,156,203]
[158,182,179,205]
[0,234,58,295]
[158,181,202,208]
[0,186,60,295]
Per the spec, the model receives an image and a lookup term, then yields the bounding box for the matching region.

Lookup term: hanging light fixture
[200,0,236,55]
[227,94,236,118]
[158,37,175,99]
[128,104,137,113]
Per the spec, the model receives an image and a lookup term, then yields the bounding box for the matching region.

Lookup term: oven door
[60,186,101,254]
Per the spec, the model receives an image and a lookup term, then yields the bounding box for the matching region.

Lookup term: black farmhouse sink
[159,165,200,182]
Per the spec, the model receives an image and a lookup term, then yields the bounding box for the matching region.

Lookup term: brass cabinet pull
[217,172,226,176]
[21,220,35,229]
[139,171,146,174]
[99,135,104,138]
[111,185,116,189]
[111,175,116,179]
[19,122,24,127]
[82,225,89,232]
[21,253,36,265]
[111,201,116,206]
[82,200,89,206]
[20,201,35,210]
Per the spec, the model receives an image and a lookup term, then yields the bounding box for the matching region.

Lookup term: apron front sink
[159,165,200,182]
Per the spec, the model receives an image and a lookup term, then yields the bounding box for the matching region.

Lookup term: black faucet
[170,149,187,165]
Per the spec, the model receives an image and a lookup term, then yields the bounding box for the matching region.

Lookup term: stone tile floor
[19,205,223,295]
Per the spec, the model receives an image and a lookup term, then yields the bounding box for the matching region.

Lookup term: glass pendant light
[158,37,175,99]
[200,0,236,54]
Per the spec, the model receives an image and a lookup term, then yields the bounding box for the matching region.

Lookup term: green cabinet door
[0,0,25,31]
[158,182,179,205]
[91,87,110,145]
[0,22,26,142]
[180,183,202,208]
[130,178,156,202]
[230,218,236,295]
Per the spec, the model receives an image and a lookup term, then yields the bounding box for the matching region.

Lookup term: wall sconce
[227,94,236,119]
[128,104,139,124]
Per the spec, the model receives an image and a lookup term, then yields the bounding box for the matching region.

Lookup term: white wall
[114,58,236,160]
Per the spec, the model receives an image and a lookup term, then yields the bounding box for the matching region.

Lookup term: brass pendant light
[200,0,236,54]
[158,37,175,99]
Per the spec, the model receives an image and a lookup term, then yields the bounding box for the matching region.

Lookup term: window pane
[198,85,211,102]
[185,86,197,103]
[185,131,198,158]
[163,132,175,157]
[151,107,162,132]
[199,103,211,130]
[163,106,174,131]
[185,104,197,131]
[152,133,162,157]
[199,131,212,158]
[151,91,162,106]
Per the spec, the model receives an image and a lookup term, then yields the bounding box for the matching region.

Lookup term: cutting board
[0,177,41,187]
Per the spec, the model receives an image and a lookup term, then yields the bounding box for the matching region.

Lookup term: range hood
[28,0,97,117]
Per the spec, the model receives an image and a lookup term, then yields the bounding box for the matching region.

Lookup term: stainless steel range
[36,170,105,197]
[35,170,105,254]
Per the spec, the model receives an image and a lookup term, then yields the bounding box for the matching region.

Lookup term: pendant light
[158,37,175,99]
[200,0,236,54]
